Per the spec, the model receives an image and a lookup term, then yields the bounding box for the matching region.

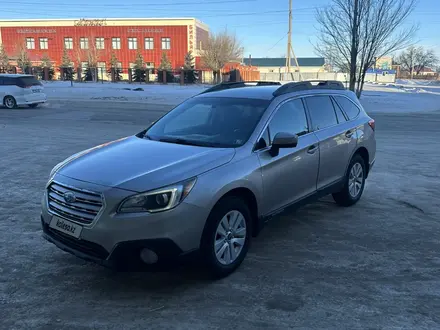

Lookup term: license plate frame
[49,216,83,239]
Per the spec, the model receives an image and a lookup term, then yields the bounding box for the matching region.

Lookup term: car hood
[57,136,235,192]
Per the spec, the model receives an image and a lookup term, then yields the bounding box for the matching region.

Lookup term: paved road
[1,100,440,330]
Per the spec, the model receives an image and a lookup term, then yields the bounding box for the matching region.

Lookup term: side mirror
[270,132,298,157]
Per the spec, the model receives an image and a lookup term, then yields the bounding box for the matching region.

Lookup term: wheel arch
[353,147,370,177]
[208,187,260,238]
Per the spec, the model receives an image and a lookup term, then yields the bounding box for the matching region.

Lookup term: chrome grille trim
[47,181,104,226]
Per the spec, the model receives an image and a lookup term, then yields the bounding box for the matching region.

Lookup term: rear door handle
[345,130,355,138]
[307,145,318,154]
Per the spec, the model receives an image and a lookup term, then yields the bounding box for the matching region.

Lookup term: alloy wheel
[349,162,363,198]
[214,210,247,265]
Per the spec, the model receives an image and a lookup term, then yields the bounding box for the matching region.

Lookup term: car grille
[47,182,103,225]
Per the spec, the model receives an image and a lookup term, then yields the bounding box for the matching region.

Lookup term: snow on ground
[42,81,210,105]
[42,80,440,114]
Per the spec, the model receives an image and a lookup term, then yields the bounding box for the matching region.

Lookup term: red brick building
[0,18,209,70]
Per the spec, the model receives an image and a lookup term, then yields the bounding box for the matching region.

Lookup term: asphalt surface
[1,99,440,330]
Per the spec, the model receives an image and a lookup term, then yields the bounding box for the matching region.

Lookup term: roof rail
[200,80,281,94]
[273,80,345,97]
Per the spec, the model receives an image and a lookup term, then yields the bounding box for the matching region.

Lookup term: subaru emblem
[63,192,76,203]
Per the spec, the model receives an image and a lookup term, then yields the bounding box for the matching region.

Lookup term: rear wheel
[4,96,16,109]
[332,154,366,207]
[200,196,251,278]
[28,103,39,108]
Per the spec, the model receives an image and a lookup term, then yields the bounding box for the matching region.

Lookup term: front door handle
[345,130,355,138]
[307,145,318,154]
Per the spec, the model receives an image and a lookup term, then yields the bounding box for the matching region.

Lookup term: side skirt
[253,179,344,236]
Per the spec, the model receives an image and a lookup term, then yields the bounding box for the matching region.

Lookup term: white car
[0,74,47,109]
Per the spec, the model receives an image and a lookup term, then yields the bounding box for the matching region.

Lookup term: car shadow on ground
[48,197,343,295]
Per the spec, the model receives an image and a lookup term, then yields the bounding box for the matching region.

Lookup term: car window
[1,77,16,86]
[146,97,270,148]
[331,98,347,123]
[334,96,360,120]
[17,76,42,88]
[268,99,309,140]
[304,96,338,130]
[256,127,270,150]
[0,77,3,85]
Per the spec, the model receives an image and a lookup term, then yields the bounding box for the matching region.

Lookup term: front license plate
[32,89,40,93]
[49,216,82,238]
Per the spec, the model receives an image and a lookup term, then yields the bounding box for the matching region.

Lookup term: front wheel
[332,154,366,207]
[4,96,17,109]
[28,103,39,108]
[200,196,251,278]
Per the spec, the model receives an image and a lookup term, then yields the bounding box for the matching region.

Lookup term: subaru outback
[41,80,376,278]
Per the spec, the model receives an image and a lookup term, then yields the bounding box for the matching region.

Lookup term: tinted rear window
[16,76,42,87]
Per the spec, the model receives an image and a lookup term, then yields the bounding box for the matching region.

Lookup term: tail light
[368,119,375,131]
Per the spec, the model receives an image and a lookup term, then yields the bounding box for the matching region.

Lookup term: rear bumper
[16,93,47,105]
[41,216,194,271]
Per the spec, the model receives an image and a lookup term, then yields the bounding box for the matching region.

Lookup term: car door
[256,98,320,215]
[303,95,358,190]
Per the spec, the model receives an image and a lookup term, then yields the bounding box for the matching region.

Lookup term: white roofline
[0,17,199,22]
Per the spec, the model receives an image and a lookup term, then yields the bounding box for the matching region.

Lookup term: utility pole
[285,0,292,73]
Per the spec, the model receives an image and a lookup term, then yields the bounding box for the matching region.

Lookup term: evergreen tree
[158,51,172,70]
[0,45,10,73]
[61,49,74,80]
[158,51,173,83]
[183,51,197,84]
[17,44,31,73]
[108,52,122,81]
[39,54,55,80]
[132,49,146,82]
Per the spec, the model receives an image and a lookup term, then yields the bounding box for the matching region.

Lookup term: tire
[200,196,252,279]
[28,103,39,108]
[4,96,17,109]
[332,154,366,207]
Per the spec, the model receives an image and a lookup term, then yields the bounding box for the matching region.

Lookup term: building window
[80,37,89,49]
[161,37,171,50]
[145,37,154,50]
[64,37,73,50]
[26,37,35,49]
[128,37,137,50]
[96,37,105,50]
[39,38,48,50]
[146,62,154,68]
[81,62,88,70]
[112,37,121,50]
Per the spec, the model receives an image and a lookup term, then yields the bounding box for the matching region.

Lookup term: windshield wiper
[157,137,215,147]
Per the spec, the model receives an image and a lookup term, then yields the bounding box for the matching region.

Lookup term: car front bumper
[41,175,209,269]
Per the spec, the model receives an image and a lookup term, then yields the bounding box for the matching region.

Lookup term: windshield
[145,97,270,148]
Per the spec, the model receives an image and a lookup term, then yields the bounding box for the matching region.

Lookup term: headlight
[118,178,197,214]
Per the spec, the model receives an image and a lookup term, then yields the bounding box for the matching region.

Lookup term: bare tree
[397,45,418,77]
[414,48,438,75]
[316,0,417,97]
[200,30,243,83]
[398,46,439,76]
[0,45,10,72]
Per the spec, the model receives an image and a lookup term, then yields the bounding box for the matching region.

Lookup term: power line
[266,33,288,53]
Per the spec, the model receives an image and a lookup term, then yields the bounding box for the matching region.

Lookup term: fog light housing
[140,248,158,264]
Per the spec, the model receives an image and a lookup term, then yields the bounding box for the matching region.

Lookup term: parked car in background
[41,80,376,278]
[0,74,47,109]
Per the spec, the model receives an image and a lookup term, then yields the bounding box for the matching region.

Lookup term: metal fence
[0,65,224,85]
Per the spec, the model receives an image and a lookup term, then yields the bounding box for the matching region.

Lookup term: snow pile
[42,81,209,105]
